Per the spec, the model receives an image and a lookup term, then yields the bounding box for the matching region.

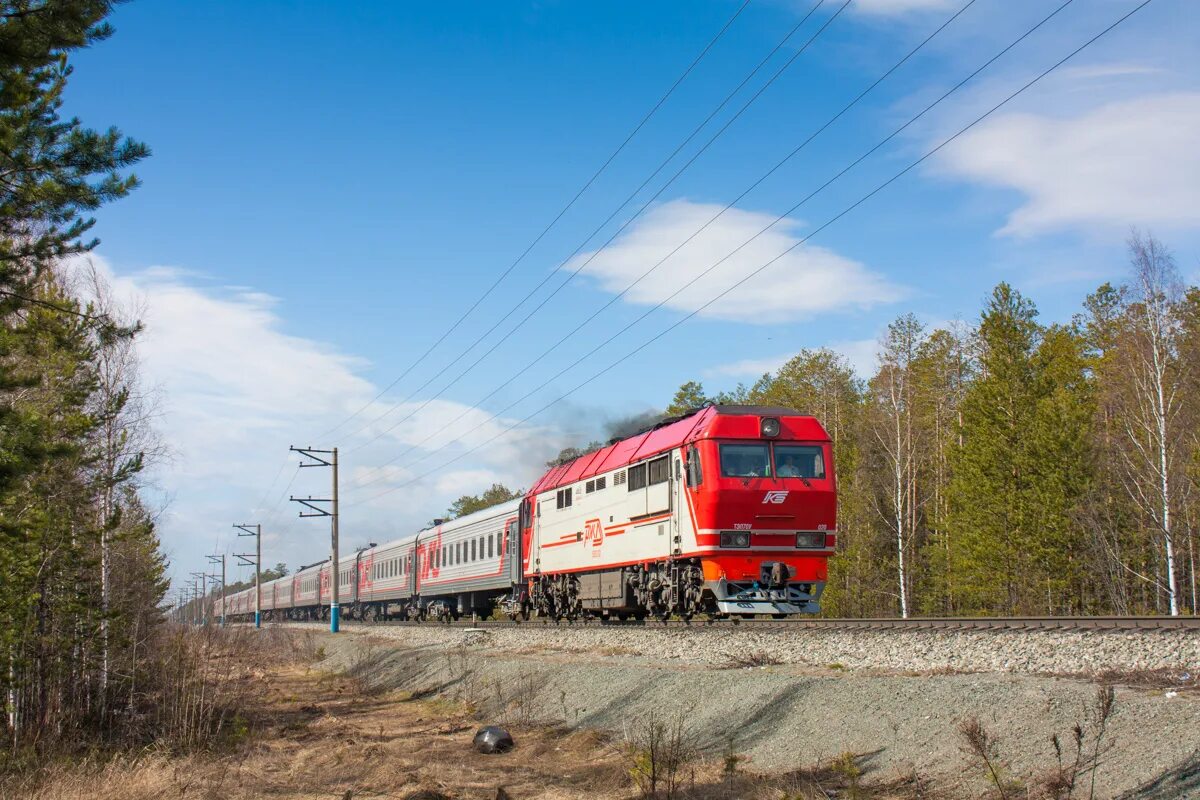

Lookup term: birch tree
[1111,233,1190,615]
[867,314,925,617]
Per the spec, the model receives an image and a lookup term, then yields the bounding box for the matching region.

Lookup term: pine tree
[0,1,148,290]
[446,482,523,519]
[913,324,973,614]
[947,284,1042,613]
[665,380,709,415]
[946,284,1091,614]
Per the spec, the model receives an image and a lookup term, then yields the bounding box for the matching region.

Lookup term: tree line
[669,234,1199,617]
[1,0,169,756]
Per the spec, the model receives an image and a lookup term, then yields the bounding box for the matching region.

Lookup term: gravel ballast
[290,623,1199,799]
[298,621,1199,674]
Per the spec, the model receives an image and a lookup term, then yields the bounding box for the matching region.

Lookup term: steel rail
[272,615,1199,633]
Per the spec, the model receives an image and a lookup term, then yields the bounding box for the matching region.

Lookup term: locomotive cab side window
[720,443,771,478]
[686,445,703,487]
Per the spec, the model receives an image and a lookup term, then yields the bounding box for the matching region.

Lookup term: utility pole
[289,446,340,633]
[234,523,262,628]
[207,554,226,625]
[190,571,207,625]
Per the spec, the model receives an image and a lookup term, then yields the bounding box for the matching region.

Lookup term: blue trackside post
[255,611,261,629]
[330,603,340,633]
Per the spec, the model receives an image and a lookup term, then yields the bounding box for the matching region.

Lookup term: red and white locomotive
[222,405,836,621]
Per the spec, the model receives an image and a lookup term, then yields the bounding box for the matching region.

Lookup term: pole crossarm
[289,495,333,517]
[233,553,257,566]
[290,445,334,468]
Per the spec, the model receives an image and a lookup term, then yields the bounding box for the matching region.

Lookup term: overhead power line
[317,0,753,440]
[357,0,1152,504]
[345,0,849,452]
[347,0,978,491]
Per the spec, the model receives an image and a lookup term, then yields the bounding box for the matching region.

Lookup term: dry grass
[1086,667,1197,695]
[957,685,1117,800]
[6,634,933,800]
[721,650,784,670]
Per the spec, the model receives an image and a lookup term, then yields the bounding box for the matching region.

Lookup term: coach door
[506,519,521,584]
[411,548,420,596]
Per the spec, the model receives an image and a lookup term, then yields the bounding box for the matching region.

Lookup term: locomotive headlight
[720,531,751,548]
[795,532,824,548]
[760,417,781,438]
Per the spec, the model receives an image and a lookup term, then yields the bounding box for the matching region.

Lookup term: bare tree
[868,314,926,618]
[77,259,167,697]
[1112,232,1190,615]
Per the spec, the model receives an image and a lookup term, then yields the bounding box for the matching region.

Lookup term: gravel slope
[294,624,1199,799]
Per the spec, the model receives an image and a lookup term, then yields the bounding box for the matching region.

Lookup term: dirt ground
[11,659,917,800]
[10,628,1199,800]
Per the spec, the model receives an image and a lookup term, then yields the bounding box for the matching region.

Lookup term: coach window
[595,476,606,491]
[720,443,771,478]
[471,539,477,561]
[628,462,647,491]
[648,456,669,485]
[488,534,494,559]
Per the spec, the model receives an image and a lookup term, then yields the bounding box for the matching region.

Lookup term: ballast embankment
[290,625,1199,798]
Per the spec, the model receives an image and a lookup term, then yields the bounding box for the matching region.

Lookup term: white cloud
[705,354,792,380]
[833,337,882,379]
[1056,63,1165,82]
[69,255,557,589]
[936,92,1200,236]
[706,337,881,383]
[852,0,955,16]
[567,199,906,323]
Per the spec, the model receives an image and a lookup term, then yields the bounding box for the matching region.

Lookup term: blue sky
[61,0,1199,589]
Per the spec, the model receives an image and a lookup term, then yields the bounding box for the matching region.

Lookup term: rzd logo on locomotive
[583,518,604,556]
[762,490,789,504]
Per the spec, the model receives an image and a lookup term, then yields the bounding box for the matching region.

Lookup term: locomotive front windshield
[774,444,825,479]
[720,443,771,477]
[718,442,827,479]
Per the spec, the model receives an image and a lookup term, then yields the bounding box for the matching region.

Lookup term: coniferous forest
[1,1,168,754]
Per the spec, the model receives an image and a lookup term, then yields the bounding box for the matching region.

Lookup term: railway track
[277,615,1200,632]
